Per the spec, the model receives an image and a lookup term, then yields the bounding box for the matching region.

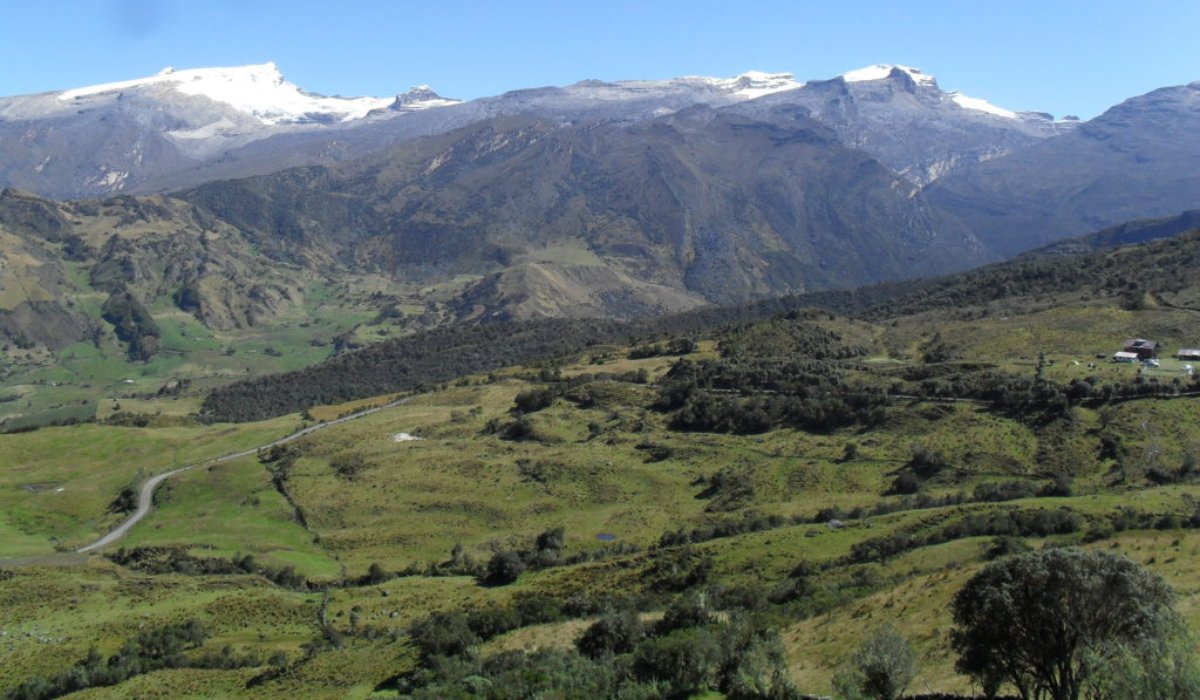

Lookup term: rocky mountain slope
[0,188,304,352]
[179,107,984,313]
[732,64,1076,185]
[927,81,1200,256]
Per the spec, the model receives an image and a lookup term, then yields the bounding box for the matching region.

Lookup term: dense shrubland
[3,621,271,700]
[395,591,801,699]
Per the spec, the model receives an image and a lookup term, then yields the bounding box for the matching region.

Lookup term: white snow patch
[392,432,422,442]
[725,71,803,99]
[675,71,802,99]
[87,170,128,189]
[56,62,444,126]
[950,92,1017,119]
[841,64,936,87]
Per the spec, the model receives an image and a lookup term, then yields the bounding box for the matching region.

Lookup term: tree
[575,608,644,659]
[950,548,1176,700]
[832,624,916,700]
[1082,617,1200,700]
[481,550,526,586]
[717,616,801,700]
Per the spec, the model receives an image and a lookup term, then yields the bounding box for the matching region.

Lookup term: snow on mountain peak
[56,62,411,125]
[840,64,937,87]
[948,91,1017,119]
[838,64,1021,120]
[726,71,803,98]
[387,85,461,112]
[667,71,802,99]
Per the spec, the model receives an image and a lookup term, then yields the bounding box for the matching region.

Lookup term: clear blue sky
[2,0,1197,119]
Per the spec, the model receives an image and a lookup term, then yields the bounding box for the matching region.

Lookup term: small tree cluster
[479,526,568,586]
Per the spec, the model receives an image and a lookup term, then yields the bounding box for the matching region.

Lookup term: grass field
[0,415,302,556]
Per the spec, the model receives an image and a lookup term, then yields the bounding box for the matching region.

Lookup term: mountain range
[0,62,1198,367]
[0,62,1078,200]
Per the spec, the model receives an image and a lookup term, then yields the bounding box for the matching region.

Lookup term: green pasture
[0,415,301,555]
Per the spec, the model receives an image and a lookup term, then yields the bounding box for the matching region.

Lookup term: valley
[5,229,1200,696]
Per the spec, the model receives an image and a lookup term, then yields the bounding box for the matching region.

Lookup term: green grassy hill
[4,259,1200,697]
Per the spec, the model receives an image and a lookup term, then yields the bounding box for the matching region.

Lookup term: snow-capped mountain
[57,63,396,125]
[842,64,1014,119]
[13,62,457,126]
[730,64,1078,185]
[0,65,811,199]
[0,61,1109,201]
[0,62,460,198]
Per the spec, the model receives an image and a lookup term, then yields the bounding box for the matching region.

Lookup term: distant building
[1177,348,1200,361]
[1122,338,1161,359]
[1113,351,1139,363]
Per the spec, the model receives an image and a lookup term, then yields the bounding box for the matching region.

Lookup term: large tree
[950,548,1176,700]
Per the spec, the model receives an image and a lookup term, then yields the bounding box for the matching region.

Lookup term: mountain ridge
[926,81,1200,256]
[0,61,1060,199]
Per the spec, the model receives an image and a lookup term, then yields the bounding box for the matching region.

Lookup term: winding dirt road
[76,398,408,554]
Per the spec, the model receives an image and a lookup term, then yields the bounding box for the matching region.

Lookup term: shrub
[631,626,722,693]
[716,617,801,699]
[330,453,369,480]
[973,480,1038,503]
[655,592,715,635]
[832,625,917,700]
[576,608,645,659]
[984,536,1032,560]
[906,448,949,479]
[513,387,556,414]
[408,612,480,659]
[466,607,522,639]
[481,550,527,586]
[888,470,921,495]
[644,546,714,592]
[1083,619,1200,700]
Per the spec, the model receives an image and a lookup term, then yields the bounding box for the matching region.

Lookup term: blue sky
[2,0,1197,119]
